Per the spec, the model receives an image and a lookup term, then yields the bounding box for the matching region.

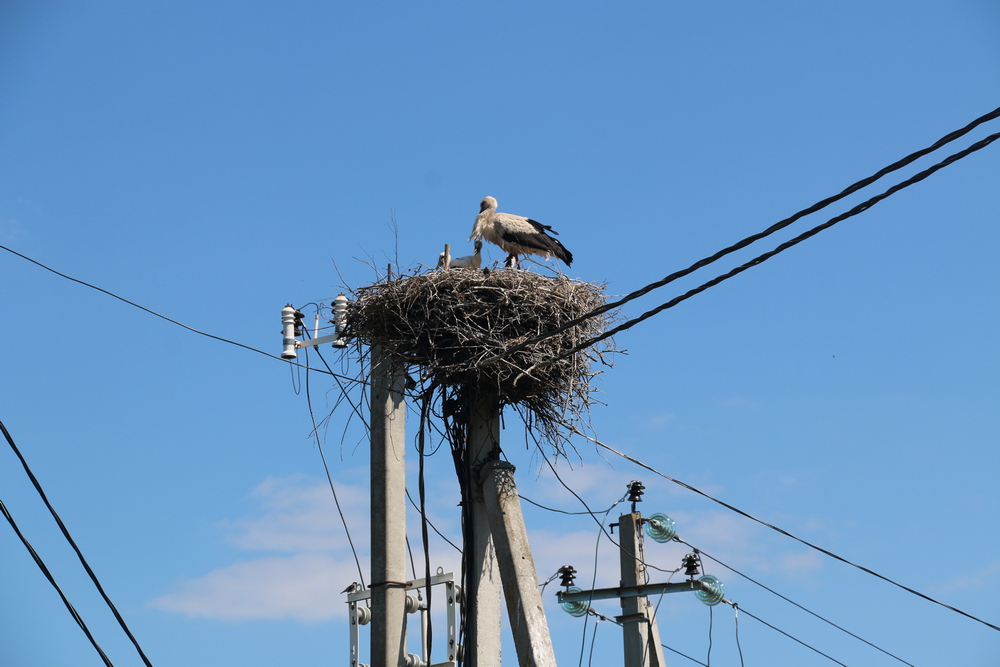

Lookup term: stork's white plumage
[437,240,483,269]
[470,196,573,268]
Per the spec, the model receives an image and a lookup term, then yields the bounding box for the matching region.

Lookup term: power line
[484,104,1000,365]
[0,243,366,385]
[567,425,1000,633]
[1,420,155,666]
[735,603,848,666]
[0,498,116,667]
[530,129,1000,370]
[683,541,914,666]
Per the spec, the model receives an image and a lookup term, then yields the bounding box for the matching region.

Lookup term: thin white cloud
[152,475,371,621]
[151,472,826,623]
[222,475,369,553]
[150,553,353,622]
[931,560,1000,594]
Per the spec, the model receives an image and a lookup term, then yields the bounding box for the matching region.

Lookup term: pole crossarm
[557,578,705,604]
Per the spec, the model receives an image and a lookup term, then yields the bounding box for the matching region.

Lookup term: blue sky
[2,2,999,665]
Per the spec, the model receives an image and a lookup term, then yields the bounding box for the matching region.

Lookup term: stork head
[471,196,498,240]
[479,196,498,213]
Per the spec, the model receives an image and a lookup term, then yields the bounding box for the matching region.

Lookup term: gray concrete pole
[466,391,503,667]
[618,512,659,667]
[369,346,408,667]
[482,460,557,667]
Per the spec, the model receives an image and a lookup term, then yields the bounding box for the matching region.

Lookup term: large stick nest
[346,268,617,449]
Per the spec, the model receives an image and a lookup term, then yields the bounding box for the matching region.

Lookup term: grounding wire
[302,349,367,590]
[482,103,1000,365]
[1,420,154,667]
[733,603,746,667]
[586,617,600,667]
[533,129,1000,370]
[707,605,714,667]
[0,498,116,667]
[567,425,1000,633]
[684,541,915,666]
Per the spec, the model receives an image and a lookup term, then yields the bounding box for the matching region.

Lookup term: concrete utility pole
[369,346,408,667]
[466,392,503,667]
[482,460,558,667]
[617,512,667,667]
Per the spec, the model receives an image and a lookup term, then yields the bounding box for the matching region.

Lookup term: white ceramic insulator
[281,305,298,359]
[332,293,349,348]
[356,605,372,625]
[404,594,423,614]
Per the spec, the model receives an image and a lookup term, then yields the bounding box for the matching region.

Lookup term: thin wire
[707,604,714,667]
[591,607,709,666]
[586,617,601,667]
[687,542,915,666]
[0,499,116,667]
[404,488,461,553]
[570,426,1000,633]
[405,535,417,582]
[531,437,688,577]
[733,603,746,667]
[303,349,366,589]
[736,603,848,666]
[0,242,369,384]
[519,493,627,516]
[536,129,1000,369]
[310,343,371,437]
[482,104,1000,364]
[1,420,154,667]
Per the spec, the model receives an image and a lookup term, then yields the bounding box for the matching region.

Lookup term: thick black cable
[1,421,154,667]
[485,104,1000,364]
[418,387,435,660]
[570,426,1000,633]
[1,499,116,667]
[687,542,915,666]
[538,129,1000,368]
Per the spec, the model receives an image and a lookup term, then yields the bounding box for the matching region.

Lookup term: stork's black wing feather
[500,228,574,266]
[526,218,559,235]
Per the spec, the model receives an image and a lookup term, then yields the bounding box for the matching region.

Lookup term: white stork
[470,196,573,268]
[437,240,483,269]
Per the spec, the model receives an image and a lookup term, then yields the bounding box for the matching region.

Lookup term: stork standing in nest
[470,196,573,269]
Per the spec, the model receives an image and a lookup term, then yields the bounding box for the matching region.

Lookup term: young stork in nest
[437,240,483,269]
[470,196,573,268]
